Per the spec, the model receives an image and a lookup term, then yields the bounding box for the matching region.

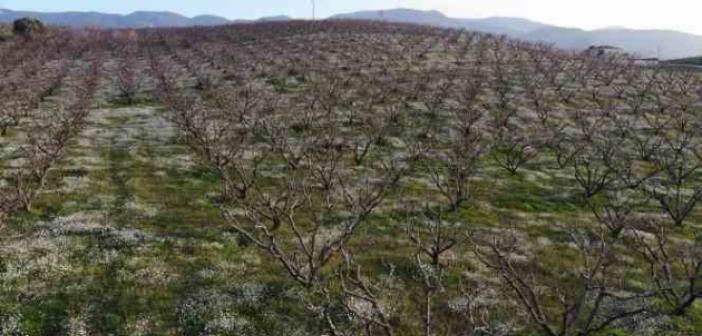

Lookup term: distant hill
[0,9,230,28]
[258,15,293,22]
[331,8,548,36]
[0,8,289,28]
[666,56,702,66]
[332,8,702,59]
[189,15,231,26]
[522,26,702,59]
[2,7,701,59]
[589,29,702,60]
[520,27,594,50]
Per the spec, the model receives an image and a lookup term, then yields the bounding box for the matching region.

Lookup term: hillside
[667,56,702,66]
[331,8,549,36]
[1,20,702,335]
[525,26,702,59]
[0,8,230,27]
[1,7,701,59]
[333,8,702,59]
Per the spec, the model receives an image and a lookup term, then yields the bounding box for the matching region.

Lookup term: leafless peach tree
[418,67,489,211]
[0,51,100,224]
[115,42,143,104]
[138,19,702,334]
[473,226,654,336]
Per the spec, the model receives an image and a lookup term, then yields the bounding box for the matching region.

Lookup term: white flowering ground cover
[1,100,306,334]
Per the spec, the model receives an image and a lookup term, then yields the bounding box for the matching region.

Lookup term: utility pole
[311,0,316,21]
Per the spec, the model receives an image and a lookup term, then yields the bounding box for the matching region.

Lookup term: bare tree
[407,207,458,336]
[335,250,398,336]
[635,218,702,316]
[115,45,142,104]
[474,228,652,336]
[419,68,488,210]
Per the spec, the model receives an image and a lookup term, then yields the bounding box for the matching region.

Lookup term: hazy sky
[0,0,700,35]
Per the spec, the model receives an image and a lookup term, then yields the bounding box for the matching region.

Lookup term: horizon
[0,0,700,35]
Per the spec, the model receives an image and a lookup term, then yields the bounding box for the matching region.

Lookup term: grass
[0,106,318,334]
[1,68,700,334]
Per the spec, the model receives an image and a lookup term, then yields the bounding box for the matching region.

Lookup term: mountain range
[0,7,700,59]
[331,9,702,60]
[0,8,294,28]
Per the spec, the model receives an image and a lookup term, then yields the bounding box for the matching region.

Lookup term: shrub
[12,17,46,37]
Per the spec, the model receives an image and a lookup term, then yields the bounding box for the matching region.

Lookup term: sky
[0,0,700,35]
